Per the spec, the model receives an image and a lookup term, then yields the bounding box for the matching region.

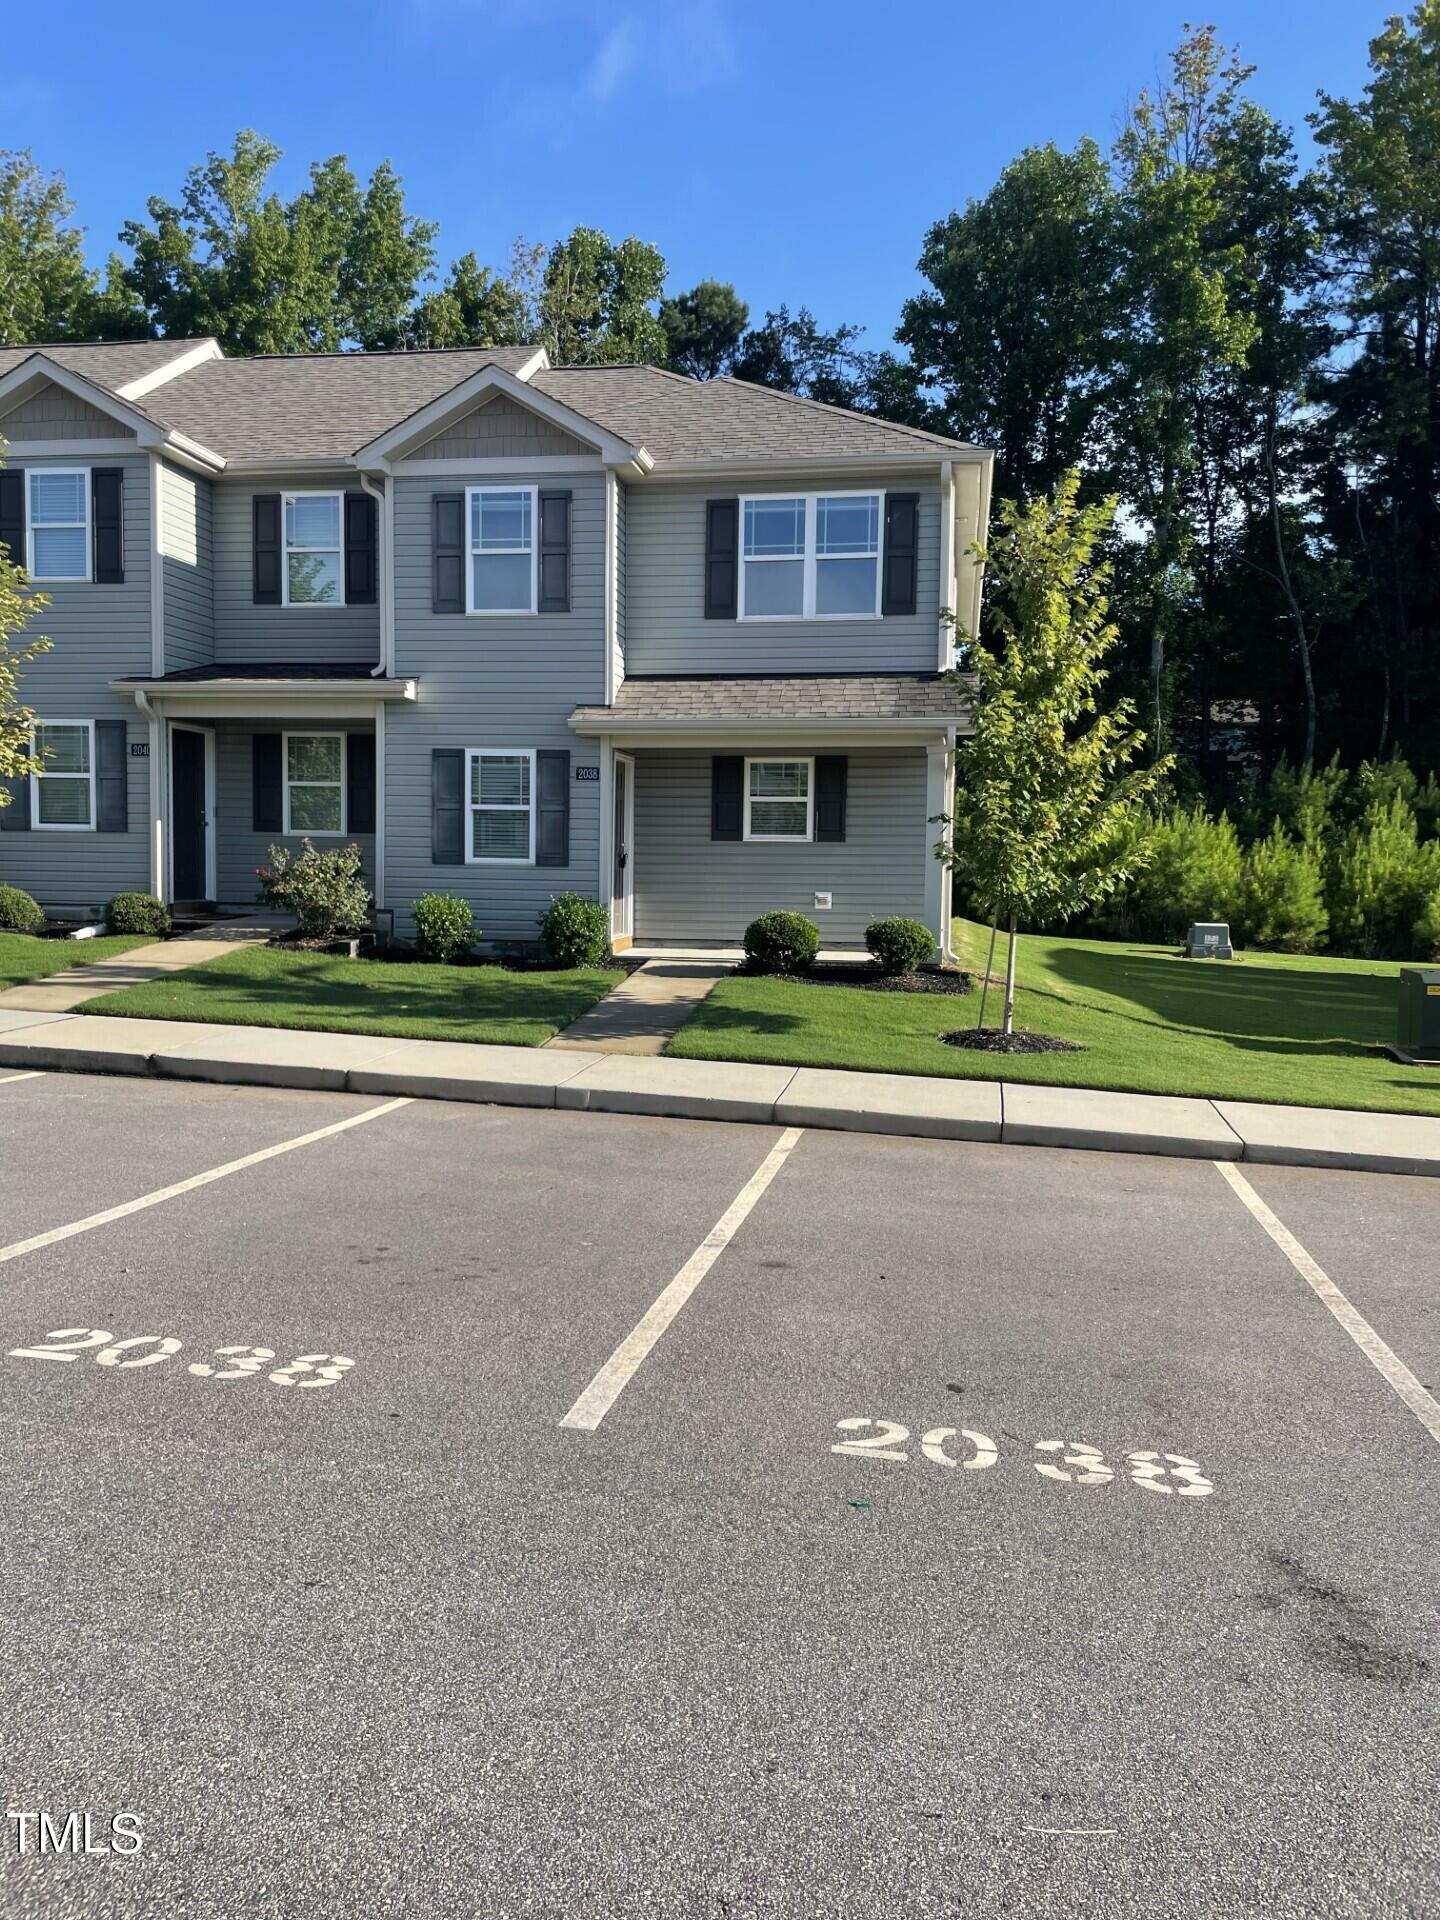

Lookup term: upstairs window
[466,749,535,862]
[284,732,345,834]
[31,720,95,828]
[468,487,536,614]
[283,493,343,605]
[744,758,812,842]
[739,492,882,621]
[28,470,90,582]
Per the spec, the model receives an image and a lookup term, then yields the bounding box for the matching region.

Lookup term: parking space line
[561,1126,804,1434]
[1216,1160,1440,1448]
[0,1071,44,1086]
[0,1098,413,1268]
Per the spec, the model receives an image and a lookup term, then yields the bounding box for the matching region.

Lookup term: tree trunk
[1265,414,1316,767]
[976,918,999,1031]
[1002,918,1019,1037]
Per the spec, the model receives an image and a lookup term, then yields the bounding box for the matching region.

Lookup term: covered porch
[110,665,416,913]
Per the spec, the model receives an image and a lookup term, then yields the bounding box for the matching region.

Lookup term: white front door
[612,752,635,943]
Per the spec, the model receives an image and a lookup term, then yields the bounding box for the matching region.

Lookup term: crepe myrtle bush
[743,910,821,974]
[104,892,171,936]
[257,841,371,939]
[412,892,477,964]
[865,916,936,974]
[538,891,611,967]
[0,883,44,931]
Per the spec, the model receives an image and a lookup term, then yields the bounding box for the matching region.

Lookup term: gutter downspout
[134,688,166,900]
[360,473,392,679]
[938,458,955,671]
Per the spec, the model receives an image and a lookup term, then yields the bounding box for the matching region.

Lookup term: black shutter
[432,493,464,614]
[711,755,743,840]
[0,770,30,830]
[704,498,739,619]
[347,733,376,834]
[538,490,571,613]
[91,468,123,584]
[431,748,464,863]
[0,470,22,569]
[535,750,570,868]
[253,494,282,605]
[882,493,919,616]
[95,720,127,831]
[344,492,377,607]
[814,755,847,843]
[252,733,283,833]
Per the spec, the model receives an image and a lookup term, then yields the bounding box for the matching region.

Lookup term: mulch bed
[942,1027,1083,1054]
[745,964,975,996]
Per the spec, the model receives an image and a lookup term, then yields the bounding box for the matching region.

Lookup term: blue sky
[8,0,1384,350]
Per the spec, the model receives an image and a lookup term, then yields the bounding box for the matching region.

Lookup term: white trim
[924,740,949,952]
[374,704,386,908]
[743,756,814,843]
[0,438,138,461]
[938,458,955,670]
[0,354,224,469]
[25,466,91,582]
[390,455,603,477]
[29,718,96,829]
[464,747,537,866]
[612,749,636,940]
[280,490,345,609]
[603,470,619,706]
[168,721,217,900]
[514,347,551,382]
[350,362,642,469]
[464,484,538,617]
[148,453,165,675]
[114,339,223,402]
[738,490,883,623]
[282,730,347,838]
[636,453,983,480]
[597,735,614,922]
[112,676,415,703]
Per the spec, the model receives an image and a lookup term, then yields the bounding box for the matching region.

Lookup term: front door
[171,727,209,903]
[613,753,635,943]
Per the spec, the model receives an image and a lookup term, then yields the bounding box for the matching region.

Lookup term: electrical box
[1396,968,1440,1060]
[813,892,832,911]
[1185,921,1233,959]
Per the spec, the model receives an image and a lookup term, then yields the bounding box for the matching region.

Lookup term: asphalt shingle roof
[0,338,212,390]
[571,674,970,727]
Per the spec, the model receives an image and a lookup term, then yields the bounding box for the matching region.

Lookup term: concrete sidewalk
[548,960,731,1056]
[1,1005,1438,1177]
[0,925,271,1015]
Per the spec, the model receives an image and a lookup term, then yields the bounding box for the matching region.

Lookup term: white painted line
[561,1126,804,1433]
[0,1071,44,1085]
[0,1098,412,1267]
[1216,1160,1440,1448]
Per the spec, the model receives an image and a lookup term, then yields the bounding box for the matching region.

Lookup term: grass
[666,916,1440,1117]
[0,932,151,989]
[80,945,624,1048]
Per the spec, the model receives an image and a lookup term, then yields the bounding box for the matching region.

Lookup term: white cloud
[586,16,646,102]
[585,2,737,104]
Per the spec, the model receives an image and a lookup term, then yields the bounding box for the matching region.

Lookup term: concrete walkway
[0,925,272,1015]
[2,1005,1439,1177]
[549,960,731,1056]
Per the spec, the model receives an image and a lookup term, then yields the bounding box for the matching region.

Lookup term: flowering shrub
[257,841,371,939]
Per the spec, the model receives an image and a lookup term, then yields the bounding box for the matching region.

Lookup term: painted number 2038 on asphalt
[832,1418,1215,1496]
[7,1329,354,1390]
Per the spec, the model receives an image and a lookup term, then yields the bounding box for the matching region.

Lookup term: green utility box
[1396,967,1440,1061]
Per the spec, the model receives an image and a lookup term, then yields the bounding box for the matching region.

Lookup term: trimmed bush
[104,892,171,937]
[865,916,936,974]
[412,892,476,965]
[538,891,610,967]
[258,841,371,939]
[1237,824,1328,952]
[743,910,821,974]
[0,884,44,932]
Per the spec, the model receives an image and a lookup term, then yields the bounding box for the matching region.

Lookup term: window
[282,493,343,605]
[467,487,536,614]
[27,470,90,582]
[31,720,95,829]
[744,758,812,842]
[466,749,535,863]
[739,492,882,621]
[284,732,345,835]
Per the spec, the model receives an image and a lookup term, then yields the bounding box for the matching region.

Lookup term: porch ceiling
[112,665,416,719]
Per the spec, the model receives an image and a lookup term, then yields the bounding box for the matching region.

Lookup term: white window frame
[30,718,96,830]
[282,730,346,838]
[280,490,346,609]
[738,490,884,623]
[465,485,538,617]
[26,468,91,583]
[743,756,814,843]
[465,747,537,865]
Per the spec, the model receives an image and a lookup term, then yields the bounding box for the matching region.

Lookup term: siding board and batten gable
[410,394,594,462]
[0,380,134,442]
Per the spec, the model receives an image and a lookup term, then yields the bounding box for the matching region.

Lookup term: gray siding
[613,477,626,693]
[213,482,381,665]
[213,721,375,904]
[160,461,214,671]
[623,474,941,674]
[386,469,606,942]
[0,381,133,441]
[632,748,929,946]
[0,453,151,911]
[411,395,592,460]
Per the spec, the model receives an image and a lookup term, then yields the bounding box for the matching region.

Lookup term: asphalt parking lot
[1,1070,1437,1919]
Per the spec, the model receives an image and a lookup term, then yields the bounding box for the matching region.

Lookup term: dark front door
[171,728,208,902]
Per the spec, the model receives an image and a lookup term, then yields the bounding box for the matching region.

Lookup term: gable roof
[0,338,214,392]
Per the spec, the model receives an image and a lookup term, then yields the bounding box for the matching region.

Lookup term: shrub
[412,892,476,965]
[865,916,935,974]
[1326,796,1438,959]
[1119,805,1245,942]
[743,909,820,974]
[104,892,171,937]
[0,884,44,932]
[258,840,371,939]
[538,891,610,967]
[1237,824,1328,953]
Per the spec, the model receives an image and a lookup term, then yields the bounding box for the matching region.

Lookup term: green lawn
[666,917,1440,1116]
[80,945,623,1048]
[0,933,151,989]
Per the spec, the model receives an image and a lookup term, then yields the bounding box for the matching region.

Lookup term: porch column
[138,694,166,900]
[597,734,614,927]
[925,739,951,957]
[373,704,386,909]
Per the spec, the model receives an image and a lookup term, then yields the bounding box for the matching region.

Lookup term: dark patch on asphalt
[1260,1549,1433,1685]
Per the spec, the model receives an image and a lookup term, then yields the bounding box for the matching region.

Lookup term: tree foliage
[0,441,52,803]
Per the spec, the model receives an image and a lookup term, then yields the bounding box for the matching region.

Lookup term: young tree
[945,472,1169,1034]
[0,444,52,807]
